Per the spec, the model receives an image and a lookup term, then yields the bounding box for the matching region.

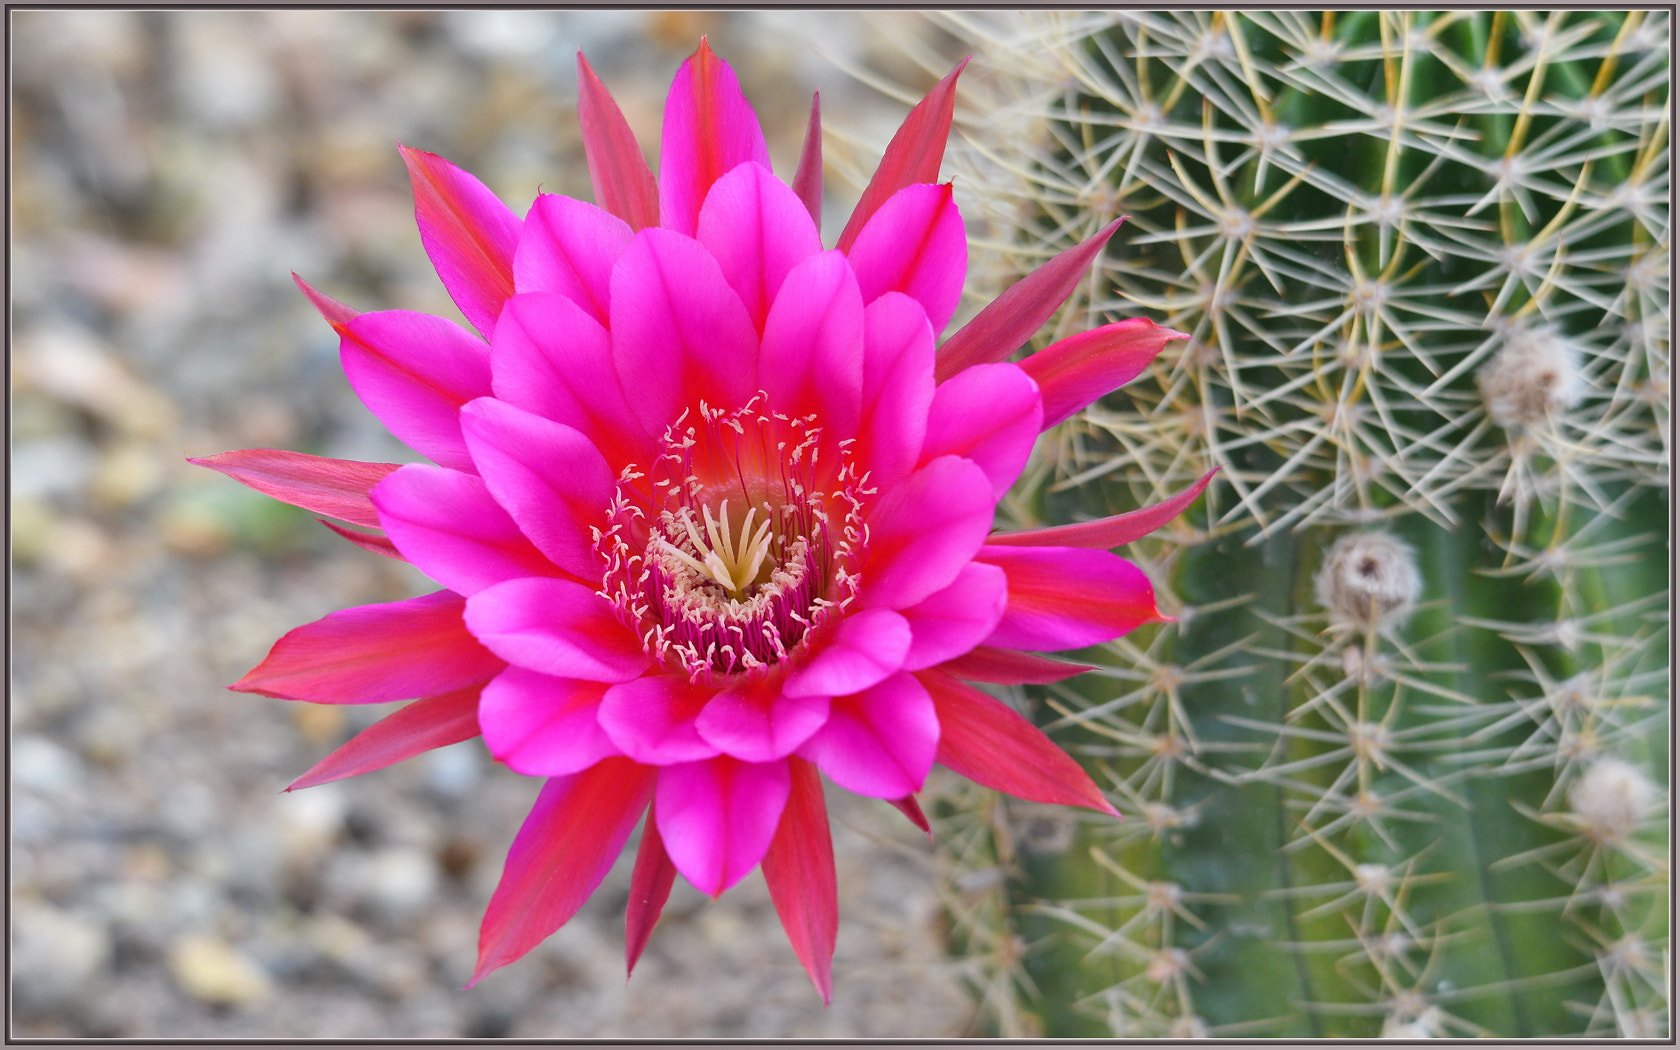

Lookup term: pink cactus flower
[195,40,1211,1001]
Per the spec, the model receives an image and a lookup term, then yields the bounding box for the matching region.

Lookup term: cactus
[919,10,1668,1037]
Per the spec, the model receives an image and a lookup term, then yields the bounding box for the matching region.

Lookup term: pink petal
[492,291,654,472]
[471,758,655,985]
[1021,317,1188,428]
[463,577,651,683]
[988,468,1219,549]
[696,162,824,332]
[846,182,966,335]
[576,53,660,232]
[336,309,492,474]
[372,464,563,596]
[782,608,910,699]
[189,449,398,528]
[759,250,865,440]
[761,757,838,1003]
[286,685,483,791]
[856,292,936,490]
[900,562,1007,671]
[835,59,966,253]
[512,194,633,324]
[921,670,1117,815]
[658,39,771,237]
[609,228,758,432]
[937,646,1094,684]
[233,590,501,703]
[977,545,1163,652]
[796,672,938,799]
[860,454,995,610]
[317,519,404,560]
[791,94,823,230]
[656,756,791,897]
[293,272,360,326]
[459,398,614,580]
[935,218,1124,382]
[626,809,678,976]
[400,145,521,339]
[920,363,1043,499]
[478,666,618,777]
[598,674,720,764]
[694,677,830,762]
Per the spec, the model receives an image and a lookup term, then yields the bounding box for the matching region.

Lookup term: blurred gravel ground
[11,9,980,1037]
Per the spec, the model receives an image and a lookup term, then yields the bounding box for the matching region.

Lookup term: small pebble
[170,934,273,1005]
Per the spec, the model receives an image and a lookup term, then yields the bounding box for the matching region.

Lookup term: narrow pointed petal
[512,194,633,323]
[694,677,829,763]
[860,454,995,611]
[336,310,492,474]
[921,670,1118,815]
[846,182,966,334]
[479,667,618,777]
[293,272,360,325]
[934,218,1124,382]
[900,562,1007,671]
[783,608,910,699]
[798,672,938,799]
[978,545,1164,652]
[287,686,482,791]
[373,464,563,596]
[791,93,823,230]
[887,795,932,837]
[835,58,967,253]
[656,756,791,898]
[576,53,660,231]
[761,757,837,1004]
[189,449,397,528]
[464,577,651,683]
[318,519,404,560]
[234,591,502,703]
[400,145,521,338]
[758,250,865,439]
[599,674,720,765]
[989,468,1219,549]
[626,808,678,975]
[697,162,824,332]
[856,292,936,489]
[918,363,1043,499]
[937,646,1094,685]
[1021,318,1187,428]
[659,39,770,237]
[471,758,655,985]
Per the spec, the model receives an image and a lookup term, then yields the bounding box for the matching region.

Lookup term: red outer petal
[576,53,661,232]
[978,545,1164,652]
[399,145,521,339]
[317,518,405,560]
[934,217,1124,382]
[921,670,1118,816]
[761,757,838,1004]
[189,449,398,528]
[471,758,656,985]
[835,58,968,254]
[293,272,360,325]
[234,591,503,703]
[286,685,483,791]
[937,646,1094,685]
[1020,317,1188,428]
[658,38,770,237]
[989,468,1219,550]
[626,806,678,976]
[791,93,823,231]
[887,795,932,838]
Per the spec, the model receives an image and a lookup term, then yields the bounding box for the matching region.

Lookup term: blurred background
[11,9,988,1037]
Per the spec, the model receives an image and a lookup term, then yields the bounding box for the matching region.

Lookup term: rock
[12,734,85,794]
[365,846,439,924]
[12,900,113,1013]
[169,934,272,1005]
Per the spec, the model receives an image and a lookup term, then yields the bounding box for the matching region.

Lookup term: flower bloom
[196,40,1210,1000]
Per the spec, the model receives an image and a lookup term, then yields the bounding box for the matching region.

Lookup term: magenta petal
[659,39,771,237]
[920,363,1043,499]
[860,454,995,610]
[190,449,398,528]
[656,756,791,897]
[791,94,823,231]
[372,464,562,596]
[287,686,483,791]
[977,545,1163,652]
[846,182,967,335]
[989,468,1219,549]
[337,310,493,474]
[234,590,501,703]
[464,577,651,683]
[759,250,865,440]
[610,228,759,432]
[694,677,830,762]
[478,666,617,777]
[577,53,661,232]
[836,59,966,253]
[493,291,653,471]
[512,194,633,324]
[696,162,824,332]
[459,398,614,580]
[796,672,938,799]
[598,674,720,764]
[294,272,360,326]
[626,808,678,976]
[761,757,837,1003]
[400,145,521,339]
[1021,317,1187,428]
[856,292,936,490]
[900,562,1007,671]
[783,608,911,699]
[937,646,1094,684]
[471,758,655,985]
